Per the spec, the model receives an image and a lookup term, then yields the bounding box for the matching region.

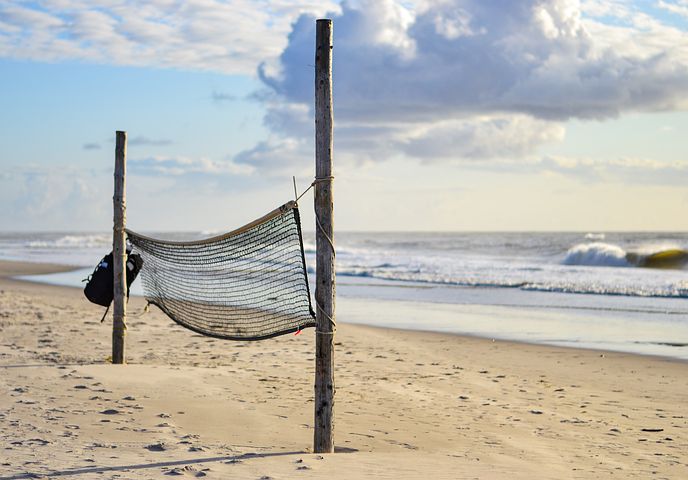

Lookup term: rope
[316,300,336,330]
[315,215,336,258]
[136,302,151,317]
[293,176,336,257]
[294,176,334,203]
[294,175,336,335]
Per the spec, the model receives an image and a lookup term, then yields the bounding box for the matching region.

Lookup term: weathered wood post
[314,18,335,454]
[112,131,127,364]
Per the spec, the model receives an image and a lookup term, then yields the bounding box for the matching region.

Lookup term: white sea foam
[302,241,367,257]
[584,233,605,240]
[27,234,110,249]
[563,242,630,267]
[4,231,688,298]
[9,230,688,359]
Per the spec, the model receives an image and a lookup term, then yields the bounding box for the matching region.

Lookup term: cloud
[242,0,688,169]
[83,135,174,148]
[0,165,110,229]
[0,163,284,231]
[657,0,688,19]
[4,1,688,173]
[399,116,566,161]
[264,0,688,120]
[467,155,688,186]
[129,155,253,176]
[127,136,174,147]
[211,91,237,103]
[540,155,688,185]
[234,136,313,175]
[0,0,340,75]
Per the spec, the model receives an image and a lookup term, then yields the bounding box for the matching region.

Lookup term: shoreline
[6,259,688,362]
[0,259,82,278]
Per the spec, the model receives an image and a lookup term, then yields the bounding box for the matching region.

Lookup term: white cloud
[342,0,417,55]
[432,4,482,40]
[0,0,339,75]
[657,0,688,19]
[129,156,254,176]
[400,116,566,161]
[507,155,688,186]
[0,162,268,230]
[0,166,109,229]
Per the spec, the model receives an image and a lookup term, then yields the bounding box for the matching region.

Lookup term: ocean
[1,231,687,360]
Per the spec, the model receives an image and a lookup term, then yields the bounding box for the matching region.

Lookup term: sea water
[1,231,687,360]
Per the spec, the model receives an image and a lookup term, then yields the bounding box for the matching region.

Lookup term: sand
[0,260,686,479]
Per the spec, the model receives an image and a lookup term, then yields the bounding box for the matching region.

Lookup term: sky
[1,0,687,232]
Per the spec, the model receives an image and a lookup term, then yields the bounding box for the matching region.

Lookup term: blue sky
[1,0,687,232]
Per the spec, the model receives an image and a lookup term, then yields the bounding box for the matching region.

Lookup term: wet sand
[0,260,686,479]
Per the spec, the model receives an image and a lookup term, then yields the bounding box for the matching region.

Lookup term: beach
[1,260,686,479]
[3,1,688,478]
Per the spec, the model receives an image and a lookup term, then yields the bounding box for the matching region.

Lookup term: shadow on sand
[0,451,307,479]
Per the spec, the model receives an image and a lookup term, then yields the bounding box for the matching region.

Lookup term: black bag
[84,250,143,307]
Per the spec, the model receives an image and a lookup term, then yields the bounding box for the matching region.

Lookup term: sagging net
[126,201,316,340]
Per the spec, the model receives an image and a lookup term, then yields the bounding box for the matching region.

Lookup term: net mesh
[126,201,315,340]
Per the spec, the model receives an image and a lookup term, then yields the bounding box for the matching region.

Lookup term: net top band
[126,201,298,247]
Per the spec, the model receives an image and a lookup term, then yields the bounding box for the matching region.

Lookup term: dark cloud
[239,0,688,168]
[264,1,688,122]
[211,90,237,103]
[82,143,101,150]
[234,137,313,175]
[127,136,174,146]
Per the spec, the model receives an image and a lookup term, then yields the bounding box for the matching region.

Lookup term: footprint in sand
[163,465,209,477]
[146,442,169,452]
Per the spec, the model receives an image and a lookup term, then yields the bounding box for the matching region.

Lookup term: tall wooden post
[314,18,335,454]
[112,131,127,364]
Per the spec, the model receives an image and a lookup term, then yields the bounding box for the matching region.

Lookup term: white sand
[0,260,686,479]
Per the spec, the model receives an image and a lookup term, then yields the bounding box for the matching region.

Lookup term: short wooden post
[314,18,335,454]
[112,131,127,364]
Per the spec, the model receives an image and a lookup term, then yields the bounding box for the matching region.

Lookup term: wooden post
[112,131,127,364]
[314,18,335,454]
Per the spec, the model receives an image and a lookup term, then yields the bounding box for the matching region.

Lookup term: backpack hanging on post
[84,249,143,320]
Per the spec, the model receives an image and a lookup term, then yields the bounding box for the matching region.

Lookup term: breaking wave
[563,242,630,267]
[564,242,688,269]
